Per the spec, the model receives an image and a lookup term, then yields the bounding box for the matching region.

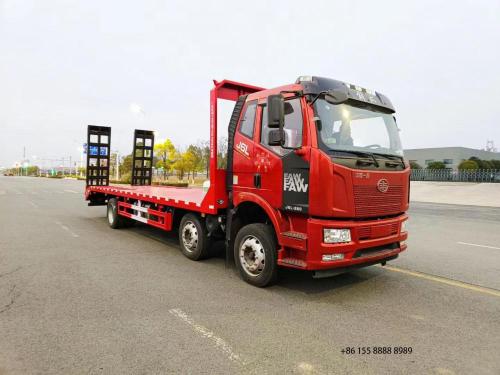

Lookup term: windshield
[314,99,403,157]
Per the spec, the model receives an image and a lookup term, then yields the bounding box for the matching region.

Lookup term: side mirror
[268,129,283,146]
[324,89,349,104]
[267,94,284,129]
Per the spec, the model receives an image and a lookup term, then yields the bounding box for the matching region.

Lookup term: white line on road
[457,241,500,250]
[64,189,78,194]
[381,265,500,298]
[169,308,244,364]
[28,201,39,209]
[54,221,79,238]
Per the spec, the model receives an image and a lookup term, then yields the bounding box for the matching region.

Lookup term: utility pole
[115,151,120,181]
[23,146,26,176]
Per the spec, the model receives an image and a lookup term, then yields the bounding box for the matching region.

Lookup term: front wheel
[234,223,278,287]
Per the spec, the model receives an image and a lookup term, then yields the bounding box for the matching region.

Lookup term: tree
[154,139,177,179]
[26,166,39,176]
[458,160,479,170]
[173,150,187,180]
[185,144,203,181]
[469,157,493,169]
[119,154,133,176]
[426,161,446,169]
[490,159,500,169]
[217,137,228,169]
[198,140,210,176]
[409,161,422,169]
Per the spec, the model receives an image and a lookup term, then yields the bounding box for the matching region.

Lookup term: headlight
[323,228,351,244]
[401,220,408,233]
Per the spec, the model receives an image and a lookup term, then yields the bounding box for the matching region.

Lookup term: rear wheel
[179,213,211,260]
[107,198,127,229]
[234,223,278,287]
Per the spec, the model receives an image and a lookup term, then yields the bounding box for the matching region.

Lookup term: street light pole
[116,151,120,181]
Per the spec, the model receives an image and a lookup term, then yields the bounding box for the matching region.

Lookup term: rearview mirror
[324,89,349,104]
[267,94,284,129]
[268,129,283,146]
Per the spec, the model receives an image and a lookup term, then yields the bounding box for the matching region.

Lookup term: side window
[260,98,303,154]
[239,102,257,139]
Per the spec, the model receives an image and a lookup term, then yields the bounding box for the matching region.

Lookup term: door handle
[253,173,261,188]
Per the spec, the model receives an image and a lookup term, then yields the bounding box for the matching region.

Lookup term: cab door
[232,100,258,193]
[253,97,310,213]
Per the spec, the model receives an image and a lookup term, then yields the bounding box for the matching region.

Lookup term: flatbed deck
[86,184,209,211]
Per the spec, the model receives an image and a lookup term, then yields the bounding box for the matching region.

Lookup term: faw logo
[284,173,309,193]
[235,141,250,157]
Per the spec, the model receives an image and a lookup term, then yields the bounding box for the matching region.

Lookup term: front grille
[353,185,404,217]
[353,242,399,258]
[357,222,399,240]
[358,226,371,240]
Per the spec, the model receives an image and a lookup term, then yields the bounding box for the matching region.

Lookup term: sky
[1,0,499,168]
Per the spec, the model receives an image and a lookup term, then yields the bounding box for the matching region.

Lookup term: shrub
[409,161,422,169]
[152,181,189,187]
[458,160,479,170]
[426,161,446,169]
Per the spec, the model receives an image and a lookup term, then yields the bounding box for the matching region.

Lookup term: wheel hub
[239,236,265,276]
[182,222,198,252]
[108,204,114,224]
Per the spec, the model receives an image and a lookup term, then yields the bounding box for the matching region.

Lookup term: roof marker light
[297,75,313,82]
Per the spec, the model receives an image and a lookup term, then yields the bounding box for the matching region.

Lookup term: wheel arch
[232,192,283,244]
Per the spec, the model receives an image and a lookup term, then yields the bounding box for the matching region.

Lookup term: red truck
[85,76,409,287]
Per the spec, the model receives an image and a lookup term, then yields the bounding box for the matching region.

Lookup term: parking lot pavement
[1,177,499,374]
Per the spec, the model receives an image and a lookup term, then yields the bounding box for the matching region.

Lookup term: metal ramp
[86,125,111,186]
[131,129,154,186]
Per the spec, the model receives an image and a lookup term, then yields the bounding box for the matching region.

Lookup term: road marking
[169,308,244,364]
[31,191,38,195]
[54,221,79,238]
[381,265,500,298]
[457,241,500,250]
[28,201,39,208]
[0,190,5,195]
[297,362,318,374]
[64,189,78,194]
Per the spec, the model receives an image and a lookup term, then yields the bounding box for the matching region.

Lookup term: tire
[234,223,278,287]
[107,198,127,229]
[179,213,211,261]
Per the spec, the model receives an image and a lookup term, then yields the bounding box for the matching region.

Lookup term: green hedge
[152,182,189,187]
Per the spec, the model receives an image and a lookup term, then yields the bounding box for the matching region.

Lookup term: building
[404,147,500,169]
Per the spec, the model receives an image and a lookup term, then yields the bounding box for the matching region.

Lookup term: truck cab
[228,76,409,285]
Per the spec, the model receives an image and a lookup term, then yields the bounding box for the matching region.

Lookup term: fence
[411,169,500,183]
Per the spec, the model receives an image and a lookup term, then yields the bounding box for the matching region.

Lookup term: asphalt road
[1,176,499,375]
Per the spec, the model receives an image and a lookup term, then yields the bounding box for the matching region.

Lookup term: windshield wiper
[329,150,379,167]
[370,152,405,167]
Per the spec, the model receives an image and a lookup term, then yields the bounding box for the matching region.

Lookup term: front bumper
[286,214,408,271]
